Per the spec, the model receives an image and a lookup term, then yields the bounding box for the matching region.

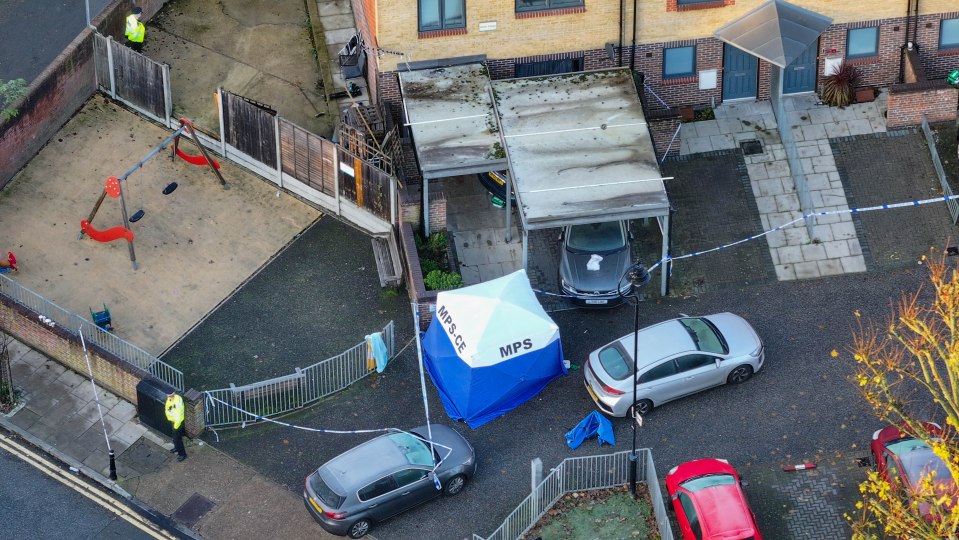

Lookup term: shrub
[420,258,440,276]
[821,63,861,107]
[424,270,463,291]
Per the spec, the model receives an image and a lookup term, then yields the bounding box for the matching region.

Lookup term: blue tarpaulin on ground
[565,411,615,449]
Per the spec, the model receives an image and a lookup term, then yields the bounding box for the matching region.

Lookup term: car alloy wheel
[444,474,467,496]
[631,399,653,417]
[727,365,753,384]
[348,519,372,539]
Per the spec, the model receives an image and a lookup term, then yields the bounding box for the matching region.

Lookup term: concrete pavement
[1,336,333,539]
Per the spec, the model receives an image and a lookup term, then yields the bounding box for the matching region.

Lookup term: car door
[674,354,725,396]
[384,468,437,518]
[674,491,703,540]
[636,359,682,405]
[357,475,399,521]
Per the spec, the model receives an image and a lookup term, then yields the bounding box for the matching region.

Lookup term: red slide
[81,220,134,243]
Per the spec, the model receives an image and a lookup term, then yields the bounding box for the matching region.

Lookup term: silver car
[584,313,764,417]
[303,424,476,538]
[558,220,633,307]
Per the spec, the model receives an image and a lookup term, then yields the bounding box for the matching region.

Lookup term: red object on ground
[175,147,220,169]
[0,251,16,271]
[783,463,817,472]
[666,458,763,540]
[80,220,134,243]
[104,176,122,198]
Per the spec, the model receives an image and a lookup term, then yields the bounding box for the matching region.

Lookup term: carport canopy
[398,61,507,179]
[713,0,832,68]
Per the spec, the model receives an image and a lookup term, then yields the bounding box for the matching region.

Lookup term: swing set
[79,119,229,270]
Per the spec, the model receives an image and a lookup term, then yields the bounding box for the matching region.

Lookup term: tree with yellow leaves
[848,254,959,539]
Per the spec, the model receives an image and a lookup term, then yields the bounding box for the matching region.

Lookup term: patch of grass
[525,485,659,540]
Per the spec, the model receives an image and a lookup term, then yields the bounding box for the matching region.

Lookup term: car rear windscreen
[598,344,631,380]
[309,471,346,509]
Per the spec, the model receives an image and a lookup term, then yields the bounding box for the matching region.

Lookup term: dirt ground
[145,0,333,137]
[0,95,321,355]
[524,486,658,540]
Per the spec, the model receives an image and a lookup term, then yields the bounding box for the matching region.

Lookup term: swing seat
[90,304,113,331]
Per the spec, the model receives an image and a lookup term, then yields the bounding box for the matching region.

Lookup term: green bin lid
[948,69,959,86]
[490,195,505,208]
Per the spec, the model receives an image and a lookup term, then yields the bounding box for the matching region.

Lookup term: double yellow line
[0,432,177,540]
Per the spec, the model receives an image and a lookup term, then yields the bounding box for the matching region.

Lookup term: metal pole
[85,0,91,27]
[629,293,639,496]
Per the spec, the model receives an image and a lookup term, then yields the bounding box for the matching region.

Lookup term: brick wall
[903,48,926,83]
[632,38,723,111]
[886,81,958,128]
[647,111,683,161]
[818,18,905,92]
[914,12,959,80]
[351,0,379,102]
[0,0,170,187]
[427,183,447,231]
[398,221,437,328]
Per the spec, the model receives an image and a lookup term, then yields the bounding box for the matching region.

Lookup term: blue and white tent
[422,270,566,429]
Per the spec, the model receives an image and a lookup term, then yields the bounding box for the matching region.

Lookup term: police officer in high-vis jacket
[165,391,187,461]
[124,7,146,53]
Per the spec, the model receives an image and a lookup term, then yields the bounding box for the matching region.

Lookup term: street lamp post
[619,262,650,497]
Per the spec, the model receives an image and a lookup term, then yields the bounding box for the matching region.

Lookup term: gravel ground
[202,262,938,539]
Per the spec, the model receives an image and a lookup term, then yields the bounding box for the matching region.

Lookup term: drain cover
[740,140,763,156]
[172,493,216,528]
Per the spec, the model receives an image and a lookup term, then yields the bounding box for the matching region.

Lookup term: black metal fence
[221,91,277,169]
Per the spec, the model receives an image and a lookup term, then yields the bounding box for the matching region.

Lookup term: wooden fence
[221,91,277,169]
[279,119,336,197]
[93,33,170,124]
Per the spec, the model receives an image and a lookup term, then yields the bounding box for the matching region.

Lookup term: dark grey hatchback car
[303,424,476,538]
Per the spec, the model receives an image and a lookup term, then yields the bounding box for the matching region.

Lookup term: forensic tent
[422,270,566,428]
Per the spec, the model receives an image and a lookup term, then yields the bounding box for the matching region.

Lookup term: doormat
[740,140,763,156]
[172,493,216,529]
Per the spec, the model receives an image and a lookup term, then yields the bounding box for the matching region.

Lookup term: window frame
[846,27,880,60]
[515,0,584,13]
[663,46,697,80]
[940,18,959,50]
[638,359,679,384]
[418,0,466,33]
[392,468,430,488]
[357,475,397,502]
[675,354,718,373]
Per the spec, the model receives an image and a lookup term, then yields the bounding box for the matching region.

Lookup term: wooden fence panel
[222,91,277,168]
[110,41,166,119]
[337,148,391,222]
[279,119,335,196]
[93,34,111,92]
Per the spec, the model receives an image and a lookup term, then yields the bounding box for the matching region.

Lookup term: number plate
[585,383,600,403]
[585,299,608,305]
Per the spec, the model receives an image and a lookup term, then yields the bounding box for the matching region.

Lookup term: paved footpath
[1,338,335,540]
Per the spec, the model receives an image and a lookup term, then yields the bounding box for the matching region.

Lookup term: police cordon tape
[533,193,959,299]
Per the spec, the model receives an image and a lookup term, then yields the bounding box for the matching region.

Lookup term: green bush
[821,63,861,107]
[420,258,440,276]
[424,270,463,291]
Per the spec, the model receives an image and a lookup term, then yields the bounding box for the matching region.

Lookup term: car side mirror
[740,479,750,488]
[679,312,689,318]
[558,231,564,242]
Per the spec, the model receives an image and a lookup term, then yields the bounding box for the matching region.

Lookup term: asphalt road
[206,262,939,539]
[0,443,153,539]
[0,0,112,83]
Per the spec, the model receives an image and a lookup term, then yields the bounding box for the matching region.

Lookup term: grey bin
[136,378,176,437]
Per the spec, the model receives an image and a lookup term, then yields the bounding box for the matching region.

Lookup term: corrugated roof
[713,0,832,68]
[398,64,506,179]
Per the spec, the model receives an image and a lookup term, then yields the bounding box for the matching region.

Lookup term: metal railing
[477,449,672,540]
[920,115,959,224]
[0,274,183,390]
[204,321,394,427]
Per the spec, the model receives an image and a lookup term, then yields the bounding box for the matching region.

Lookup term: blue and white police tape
[532,192,959,299]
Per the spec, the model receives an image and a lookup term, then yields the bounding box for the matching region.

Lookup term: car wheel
[630,399,653,417]
[348,519,372,539]
[727,365,753,385]
[444,474,467,496]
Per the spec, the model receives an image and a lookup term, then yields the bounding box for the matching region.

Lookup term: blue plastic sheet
[565,411,616,450]
[366,332,389,373]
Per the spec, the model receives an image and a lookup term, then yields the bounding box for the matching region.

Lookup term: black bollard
[109,449,118,481]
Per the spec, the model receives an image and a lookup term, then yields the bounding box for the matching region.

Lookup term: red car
[871,422,956,518]
[666,458,762,540]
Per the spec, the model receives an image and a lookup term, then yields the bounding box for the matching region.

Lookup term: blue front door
[783,42,818,94]
[723,44,758,100]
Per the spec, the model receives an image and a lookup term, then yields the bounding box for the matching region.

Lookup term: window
[941,18,959,50]
[419,0,465,32]
[515,57,583,77]
[675,354,716,373]
[638,360,678,384]
[358,476,396,501]
[678,318,728,354]
[393,469,429,488]
[663,46,696,79]
[598,344,632,381]
[677,492,703,540]
[516,0,583,12]
[678,0,718,4]
[847,27,879,59]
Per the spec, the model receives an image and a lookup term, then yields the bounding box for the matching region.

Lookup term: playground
[0,95,321,354]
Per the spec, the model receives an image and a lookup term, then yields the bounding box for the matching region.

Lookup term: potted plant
[821,62,862,107]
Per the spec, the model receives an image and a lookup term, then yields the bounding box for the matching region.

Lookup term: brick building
[350,0,958,118]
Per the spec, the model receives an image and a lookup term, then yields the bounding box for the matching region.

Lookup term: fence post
[333,146,341,215]
[162,63,172,128]
[217,87,226,156]
[106,36,116,99]
[531,457,543,492]
[274,116,284,191]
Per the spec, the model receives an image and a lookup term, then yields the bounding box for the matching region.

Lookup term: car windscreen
[597,343,632,380]
[310,470,346,509]
[888,438,955,488]
[388,432,435,467]
[679,318,727,354]
[566,222,625,253]
[680,473,737,492]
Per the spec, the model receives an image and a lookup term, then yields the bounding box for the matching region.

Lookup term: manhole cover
[172,493,216,528]
[740,140,763,155]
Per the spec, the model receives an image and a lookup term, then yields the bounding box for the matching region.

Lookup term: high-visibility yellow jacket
[125,14,145,43]
[165,394,185,430]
